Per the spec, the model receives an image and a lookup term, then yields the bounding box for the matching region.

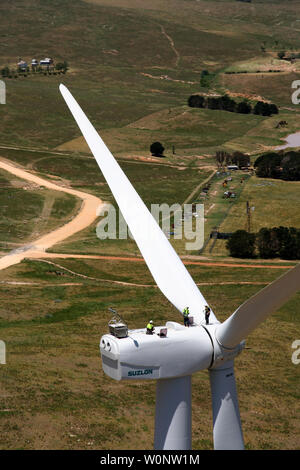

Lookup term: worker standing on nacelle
[205,305,211,325]
[183,307,190,327]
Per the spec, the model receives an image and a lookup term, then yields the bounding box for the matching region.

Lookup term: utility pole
[246,201,251,233]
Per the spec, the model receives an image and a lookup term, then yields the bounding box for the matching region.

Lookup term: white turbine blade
[59,84,216,325]
[216,263,300,349]
[209,363,244,450]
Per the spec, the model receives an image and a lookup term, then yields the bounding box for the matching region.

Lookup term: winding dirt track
[0,159,103,271]
[27,252,295,270]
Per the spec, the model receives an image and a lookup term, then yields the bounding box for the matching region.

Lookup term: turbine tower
[59,84,300,450]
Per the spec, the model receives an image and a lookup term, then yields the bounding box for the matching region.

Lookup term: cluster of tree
[226,227,300,259]
[1,61,68,79]
[188,94,278,116]
[254,151,300,181]
[225,69,282,74]
[215,150,250,169]
[277,51,300,61]
[256,227,300,259]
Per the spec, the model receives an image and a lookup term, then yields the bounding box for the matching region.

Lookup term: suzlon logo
[0,80,6,104]
[96,203,204,251]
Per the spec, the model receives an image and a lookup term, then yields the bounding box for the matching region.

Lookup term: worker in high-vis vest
[146,320,155,335]
[183,306,190,327]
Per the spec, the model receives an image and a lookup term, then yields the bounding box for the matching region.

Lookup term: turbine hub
[203,324,245,370]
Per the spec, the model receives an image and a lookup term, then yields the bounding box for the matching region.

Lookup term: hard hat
[149,320,153,324]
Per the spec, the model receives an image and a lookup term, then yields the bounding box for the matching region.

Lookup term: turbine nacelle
[100,322,212,380]
[100,321,245,381]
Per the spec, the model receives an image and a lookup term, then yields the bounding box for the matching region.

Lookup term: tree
[206,96,222,110]
[231,151,250,169]
[188,94,205,108]
[237,100,252,114]
[254,101,272,116]
[220,94,236,112]
[200,70,210,87]
[253,101,264,115]
[226,230,256,258]
[150,142,165,158]
[254,152,281,178]
[281,152,300,181]
[269,103,279,115]
[275,226,297,259]
[277,51,286,60]
[256,228,279,258]
[215,150,231,168]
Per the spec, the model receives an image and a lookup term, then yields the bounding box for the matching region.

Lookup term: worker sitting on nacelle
[146,320,155,335]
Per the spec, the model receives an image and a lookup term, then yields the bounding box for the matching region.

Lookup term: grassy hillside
[0,258,299,449]
[1,0,300,153]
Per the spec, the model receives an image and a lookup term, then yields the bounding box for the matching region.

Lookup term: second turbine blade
[216,263,300,348]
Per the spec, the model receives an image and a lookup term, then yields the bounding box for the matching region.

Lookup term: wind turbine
[59,84,300,450]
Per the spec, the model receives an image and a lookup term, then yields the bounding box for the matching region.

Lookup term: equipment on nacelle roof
[108,308,128,339]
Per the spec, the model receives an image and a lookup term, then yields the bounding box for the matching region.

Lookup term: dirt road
[0,159,103,271]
